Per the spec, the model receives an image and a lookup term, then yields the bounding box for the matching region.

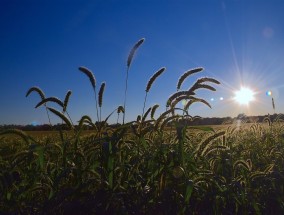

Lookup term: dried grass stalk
[47,107,73,129]
[170,95,193,109]
[150,104,159,119]
[79,66,96,90]
[79,66,99,121]
[146,67,166,92]
[189,83,216,93]
[127,38,145,68]
[184,97,212,110]
[35,97,64,109]
[167,91,195,107]
[197,77,220,85]
[117,105,125,114]
[63,90,72,112]
[26,86,45,100]
[98,82,106,108]
[177,67,203,90]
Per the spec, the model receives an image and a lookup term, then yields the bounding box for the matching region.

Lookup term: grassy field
[1,120,284,214]
[1,39,283,214]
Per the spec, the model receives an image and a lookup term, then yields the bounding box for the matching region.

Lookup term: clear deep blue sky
[1,0,284,125]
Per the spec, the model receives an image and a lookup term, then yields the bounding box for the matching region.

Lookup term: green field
[1,120,284,214]
[1,39,283,214]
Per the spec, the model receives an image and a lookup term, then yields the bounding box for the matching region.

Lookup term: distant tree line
[175,113,282,127]
[0,113,282,131]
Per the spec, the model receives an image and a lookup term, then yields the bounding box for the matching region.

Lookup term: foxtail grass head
[79,66,96,90]
[127,38,145,69]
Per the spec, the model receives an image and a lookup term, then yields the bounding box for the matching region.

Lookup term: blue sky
[1,0,284,125]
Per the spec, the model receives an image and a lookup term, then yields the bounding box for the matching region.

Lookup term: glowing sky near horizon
[1,0,284,125]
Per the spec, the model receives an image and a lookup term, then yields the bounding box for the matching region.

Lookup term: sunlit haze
[1,0,284,125]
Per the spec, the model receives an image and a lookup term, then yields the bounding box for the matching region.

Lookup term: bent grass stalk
[35,94,74,127]
[79,66,99,122]
[26,86,52,126]
[177,67,203,91]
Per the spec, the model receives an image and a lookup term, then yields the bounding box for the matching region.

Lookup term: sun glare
[234,87,255,105]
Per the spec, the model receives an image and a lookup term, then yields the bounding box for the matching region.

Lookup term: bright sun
[234,87,255,105]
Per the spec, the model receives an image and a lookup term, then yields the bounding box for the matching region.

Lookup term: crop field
[1,39,284,214]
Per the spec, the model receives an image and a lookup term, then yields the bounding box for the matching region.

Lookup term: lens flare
[31,121,38,126]
[181,99,187,106]
[266,91,272,96]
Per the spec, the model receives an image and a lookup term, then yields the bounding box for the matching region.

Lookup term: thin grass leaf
[36,145,45,171]
[184,180,194,204]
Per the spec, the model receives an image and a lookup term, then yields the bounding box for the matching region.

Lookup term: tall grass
[0,38,283,214]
